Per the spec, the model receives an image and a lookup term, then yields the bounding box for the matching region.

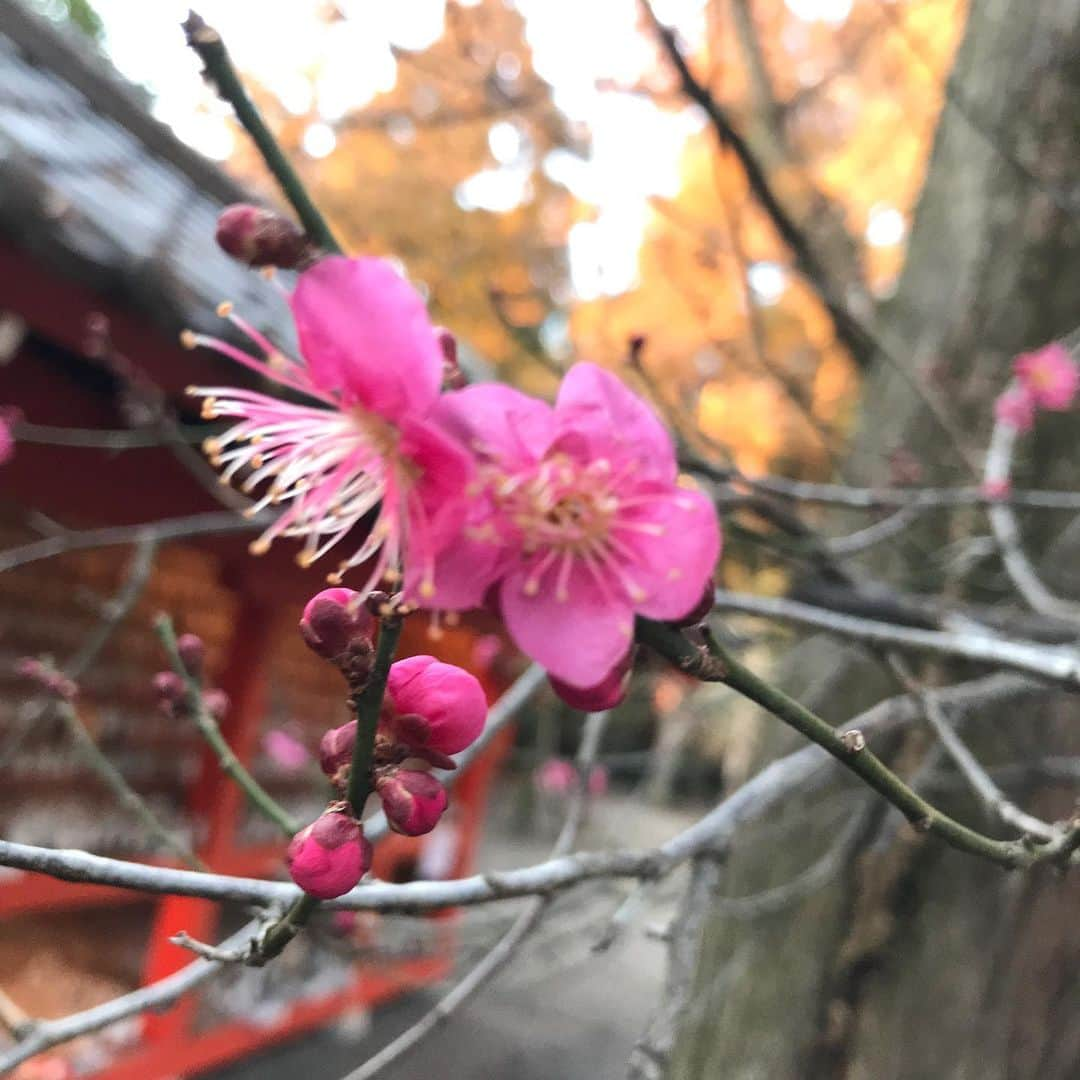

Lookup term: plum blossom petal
[554,363,677,481]
[499,562,634,688]
[425,529,513,610]
[610,485,721,621]
[434,383,555,469]
[290,256,443,420]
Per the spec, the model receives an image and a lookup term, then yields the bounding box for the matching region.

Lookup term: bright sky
[84,0,855,300]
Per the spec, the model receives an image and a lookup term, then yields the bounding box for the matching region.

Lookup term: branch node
[841,729,866,754]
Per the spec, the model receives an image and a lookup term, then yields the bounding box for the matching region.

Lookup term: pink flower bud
[202,689,230,721]
[176,633,205,678]
[376,769,448,836]
[385,656,486,755]
[300,588,375,664]
[152,670,185,704]
[285,810,371,899]
[549,650,632,711]
[216,204,310,269]
[319,719,357,781]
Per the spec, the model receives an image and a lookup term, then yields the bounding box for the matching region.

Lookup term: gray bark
[665,3,1080,1077]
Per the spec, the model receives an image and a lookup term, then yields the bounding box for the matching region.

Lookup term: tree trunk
[657,3,1080,1077]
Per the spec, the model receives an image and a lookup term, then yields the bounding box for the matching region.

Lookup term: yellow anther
[249,537,271,556]
[216,300,235,318]
[179,329,198,350]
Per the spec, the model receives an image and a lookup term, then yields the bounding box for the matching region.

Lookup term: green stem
[252,893,320,964]
[182,12,342,254]
[635,617,1035,869]
[154,615,298,839]
[250,616,402,964]
[59,700,208,872]
[347,616,403,816]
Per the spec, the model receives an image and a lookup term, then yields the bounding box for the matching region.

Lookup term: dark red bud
[319,719,357,782]
[300,589,375,664]
[377,769,448,836]
[435,327,465,389]
[216,204,311,269]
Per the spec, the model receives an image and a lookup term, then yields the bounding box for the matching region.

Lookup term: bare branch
[0,512,265,574]
[710,590,1080,689]
[983,399,1080,623]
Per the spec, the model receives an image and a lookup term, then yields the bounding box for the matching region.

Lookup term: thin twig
[884,654,1058,841]
[154,614,298,837]
[636,617,1068,869]
[708,589,1080,689]
[0,512,265,574]
[342,711,611,1080]
[58,698,208,870]
[983,394,1080,623]
[255,613,405,965]
[182,11,341,253]
[0,918,263,1074]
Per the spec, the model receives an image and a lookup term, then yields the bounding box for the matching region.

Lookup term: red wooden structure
[0,6,514,1075]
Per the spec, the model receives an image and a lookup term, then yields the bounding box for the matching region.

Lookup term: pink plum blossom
[264,729,310,773]
[186,256,471,597]
[285,809,371,898]
[427,364,721,689]
[994,386,1036,433]
[1014,343,1079,411]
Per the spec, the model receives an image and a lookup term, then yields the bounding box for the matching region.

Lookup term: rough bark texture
[665,3,1080,1077]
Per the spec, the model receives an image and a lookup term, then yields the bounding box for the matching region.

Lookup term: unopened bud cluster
[285,590,487,897]
[150,633,229,720]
